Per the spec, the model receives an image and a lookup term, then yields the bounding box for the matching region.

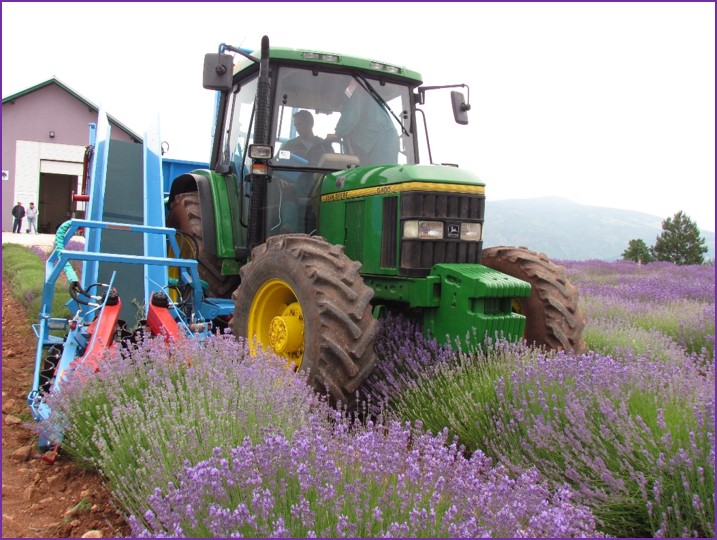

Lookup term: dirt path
[2,281,130,538]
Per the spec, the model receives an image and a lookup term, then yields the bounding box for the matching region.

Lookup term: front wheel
[231,234,378,405]
[482,246,586,354]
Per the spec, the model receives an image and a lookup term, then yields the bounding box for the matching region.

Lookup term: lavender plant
[388,344,714,537]
[376,260,714,537]
[582,314,698,363]
[562,260,715,360]
[28,237,85,277]
[363,314,456,408]
[560,260,715,304]
[129,416,601,538]
[34,259,713,538]
[40,333,330,524]
[42,328,601,538]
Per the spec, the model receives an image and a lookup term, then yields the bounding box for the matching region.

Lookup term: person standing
[26,202,38,234]
[11,201,25,233]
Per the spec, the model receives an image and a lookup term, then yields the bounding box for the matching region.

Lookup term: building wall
[2,83,139,231]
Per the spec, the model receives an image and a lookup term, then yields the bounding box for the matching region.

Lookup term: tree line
[622,211,709,265]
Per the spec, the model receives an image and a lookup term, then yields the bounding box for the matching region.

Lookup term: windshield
[218,65,418,239]
[271,67,416,168]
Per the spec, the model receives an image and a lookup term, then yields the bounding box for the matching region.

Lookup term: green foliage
[46,338,326,522]
[1,244,72,319]
[622,238,654,263]
[391,346,714,537]
[652,211,708,265]
[581,296,714,360]
[386,342,537,455]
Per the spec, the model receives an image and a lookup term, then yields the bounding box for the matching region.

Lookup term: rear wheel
[166,191,240,298]
[482,246,586,354]
[232,234,378,405]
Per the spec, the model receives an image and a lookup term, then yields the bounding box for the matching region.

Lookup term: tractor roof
[233,46,423,85]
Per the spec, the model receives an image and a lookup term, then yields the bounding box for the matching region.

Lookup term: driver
[279,110,333,164]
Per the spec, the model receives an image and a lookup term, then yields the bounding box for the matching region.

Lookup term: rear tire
[166,191,240,298]
[482,246,586,354]
[232,234,378,406]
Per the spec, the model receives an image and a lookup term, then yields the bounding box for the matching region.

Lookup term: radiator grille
[399,192,485,276]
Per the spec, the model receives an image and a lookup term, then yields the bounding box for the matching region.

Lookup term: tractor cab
[208,47,423,239]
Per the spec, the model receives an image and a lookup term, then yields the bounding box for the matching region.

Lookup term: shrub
[40,333,328,523]
[129,418,601,538]
[389,345,714,537]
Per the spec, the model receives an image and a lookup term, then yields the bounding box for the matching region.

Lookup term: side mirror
[203,53,234,91]
[451,91,471,125]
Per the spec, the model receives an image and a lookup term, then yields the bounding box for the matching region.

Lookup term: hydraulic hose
[54,220,80,285]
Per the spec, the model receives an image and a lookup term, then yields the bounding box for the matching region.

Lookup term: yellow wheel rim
[511,298,528,339]
[247,279,304,369]
[167,234,194,304]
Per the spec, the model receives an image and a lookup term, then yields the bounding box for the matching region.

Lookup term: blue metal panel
[144,117,168,306]
[161,158,209,193]
[82,109,111,290]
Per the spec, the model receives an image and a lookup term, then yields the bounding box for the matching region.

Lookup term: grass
[2,243,74,320]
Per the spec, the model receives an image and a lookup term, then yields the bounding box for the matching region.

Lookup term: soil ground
[2,280,130,538]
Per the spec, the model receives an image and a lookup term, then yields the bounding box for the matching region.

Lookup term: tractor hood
[320,164,486,203]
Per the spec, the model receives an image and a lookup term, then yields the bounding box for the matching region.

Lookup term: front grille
[400,192,485,276]
[401,191,484,220]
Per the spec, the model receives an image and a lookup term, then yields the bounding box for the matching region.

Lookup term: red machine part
[69,291,182,378]
[146,291,181,342]
[70,292,122,373]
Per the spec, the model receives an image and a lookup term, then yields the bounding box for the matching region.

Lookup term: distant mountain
[483,197,715,261]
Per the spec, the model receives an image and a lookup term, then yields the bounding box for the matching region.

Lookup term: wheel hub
[269,302,304,353]
[247,280,305,369]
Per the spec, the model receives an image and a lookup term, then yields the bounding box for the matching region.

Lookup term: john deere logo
[447,223,460,238]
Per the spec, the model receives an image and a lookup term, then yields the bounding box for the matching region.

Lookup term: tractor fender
[168,173,218,257]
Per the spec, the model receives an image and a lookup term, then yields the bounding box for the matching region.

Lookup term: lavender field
[41,260,714,538]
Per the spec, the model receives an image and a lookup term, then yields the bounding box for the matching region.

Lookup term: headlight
[249,144,272,159]
[403,220,443,239]
[302,52,340,62]
[369,61,402,74]
[460,222,483,241]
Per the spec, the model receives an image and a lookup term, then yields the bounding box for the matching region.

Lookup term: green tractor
[167,36,586,404]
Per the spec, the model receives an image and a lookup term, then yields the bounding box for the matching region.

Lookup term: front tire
[482,246,586,354]
[232,234,378,405]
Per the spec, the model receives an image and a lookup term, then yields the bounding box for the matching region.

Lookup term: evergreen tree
[622,238,653,263]
[652,211,708,265]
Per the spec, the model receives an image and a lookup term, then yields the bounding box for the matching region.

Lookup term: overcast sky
[3,2,715,231]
